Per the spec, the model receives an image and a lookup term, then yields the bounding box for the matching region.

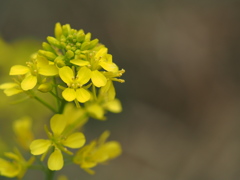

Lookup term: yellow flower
[0,82,23,96]
[0,149,34,179]
[71,47,119,87]
[59,66,91,103]
[13,116,34,150]
[9,54,58,91]
[30,114,86,171]
[73,131,122,174]
[85,80,122,120]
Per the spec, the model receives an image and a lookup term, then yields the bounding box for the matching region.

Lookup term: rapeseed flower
[30,114,86,171]
[0,149,34,179]
[13,116,34,150]
[73,131,121,174]
[9,54,58,91]
[0,82,23,96]
[59,66,91,103]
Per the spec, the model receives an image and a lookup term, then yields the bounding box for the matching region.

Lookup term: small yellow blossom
[73,131,121,174]
[9,54,58,91]
[71,47,119,87]
[13,116,34,150]
[0,82,23,96]
[30,114,86,171]
[59,66,91,103]
[0,149,34,179]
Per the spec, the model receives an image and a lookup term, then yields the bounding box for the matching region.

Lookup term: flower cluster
[0,23,124,179]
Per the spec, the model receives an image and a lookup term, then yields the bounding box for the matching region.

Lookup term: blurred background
[1,0,240,179]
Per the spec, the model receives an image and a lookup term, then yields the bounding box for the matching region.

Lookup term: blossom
[30,114,86,171]
[0,149,34,179]
[59,66,91,103]
[71,47,119,87]
[85,80,122,120]
[0,82,23,96]
[13,116,34,150]
[9,54,58,91]
[73,131,121,174]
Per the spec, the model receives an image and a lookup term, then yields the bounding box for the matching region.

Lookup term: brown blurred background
[1,0,240,180]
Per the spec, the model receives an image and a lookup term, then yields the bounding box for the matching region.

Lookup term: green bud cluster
[40,23,100,67]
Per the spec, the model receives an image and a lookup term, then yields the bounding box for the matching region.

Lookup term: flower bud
[38,50,57,61]
[66,50,74,59]
[54,22,62,40]
[62,24,71,36]
[42,42,54,52]
[54,56,66,68]
[47,36,61,48]
[38,83,53,93]
[89,39,99,49]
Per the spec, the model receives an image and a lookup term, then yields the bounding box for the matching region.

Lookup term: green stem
[92,85,97,100]
[53,77,61,109]
[46,169,55,180]
[34,96,58,113]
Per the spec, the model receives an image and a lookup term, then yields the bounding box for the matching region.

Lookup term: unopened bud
[38,83,53,93]
[54,22,62,40]
[38,50,57,61]
[47,36,61,48]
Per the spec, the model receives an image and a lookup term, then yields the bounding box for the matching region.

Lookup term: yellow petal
[30,139,51,155]
[99,62,118,72]
[9,65,29,75]
[59,66,74,84]
[95,47,108,59]
[70,59,90,66]
[102,141,122,159]
[103,99,122,113]
[38,65,58,76]
[4,88,23,96]
[0,82,18,89]
[62,132,85,148]
[77,67,91,85]
[0,158,20,178]
[62,88,76,102]
[50,114,66,135]
[86,104,105,120]
[21,75,37,90]
[76,88,90,103]
[48,149,63,171]
[36,55,49,67]
[91,70,107,87]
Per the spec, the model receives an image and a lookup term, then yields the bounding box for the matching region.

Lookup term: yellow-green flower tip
[47,36,61,48]
[48,148,63,171]
[30,139,51,155]
[38,83,53,93]
[55,56,66,68]
[55,22,62,40]
[38,50,57,61]
[42,42,54,52]
[66,50,74,59]
[62,24,71,37]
